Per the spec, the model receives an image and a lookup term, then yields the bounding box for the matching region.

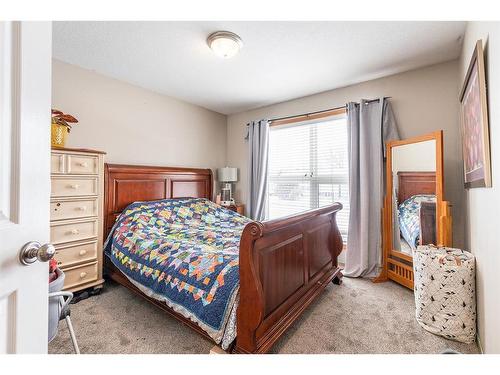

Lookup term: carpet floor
[49,277,479,354]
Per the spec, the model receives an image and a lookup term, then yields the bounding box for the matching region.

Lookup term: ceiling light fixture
[207,31,243,59]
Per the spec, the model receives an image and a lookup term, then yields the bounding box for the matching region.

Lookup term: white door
[0,21,52,354]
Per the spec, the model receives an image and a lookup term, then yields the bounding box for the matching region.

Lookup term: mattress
[398,194,436,250]
[104,198,251,349]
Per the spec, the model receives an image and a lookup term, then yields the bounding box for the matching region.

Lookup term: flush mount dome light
[207,31,243,59]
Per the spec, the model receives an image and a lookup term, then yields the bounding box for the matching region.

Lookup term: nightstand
[225,203,245,216]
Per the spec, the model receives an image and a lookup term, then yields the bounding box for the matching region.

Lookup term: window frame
[267,107,349,238]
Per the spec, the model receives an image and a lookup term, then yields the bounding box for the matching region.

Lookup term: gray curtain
[246,120,270,221]
[344,98,399,278]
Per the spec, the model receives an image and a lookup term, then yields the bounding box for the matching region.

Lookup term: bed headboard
[104,163,213,239]
[397,171,436,204]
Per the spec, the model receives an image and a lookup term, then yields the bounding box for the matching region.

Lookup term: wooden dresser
[50,147,106,292]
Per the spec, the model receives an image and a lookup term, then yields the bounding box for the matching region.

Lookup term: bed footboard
[235,203,343,354]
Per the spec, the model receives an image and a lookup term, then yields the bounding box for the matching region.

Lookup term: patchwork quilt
[398,194,436,249]
[104,198,251,345]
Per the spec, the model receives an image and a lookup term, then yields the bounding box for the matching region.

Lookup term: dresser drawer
[67,154,98,175]
[51,198,98,221]
[51,219,98,245]
[51,177,98,197]
[63,262,98,290]
[55,241,98,268]
[51,153,65,174]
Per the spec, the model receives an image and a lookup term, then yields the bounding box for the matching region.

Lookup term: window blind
[267,115,350,241]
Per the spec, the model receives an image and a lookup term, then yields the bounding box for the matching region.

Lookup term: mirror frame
[374,130,452,289]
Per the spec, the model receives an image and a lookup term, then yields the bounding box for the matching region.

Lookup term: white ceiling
[53,21,466,115]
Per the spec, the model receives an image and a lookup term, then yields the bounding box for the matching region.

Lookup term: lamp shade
[218,167,238,182]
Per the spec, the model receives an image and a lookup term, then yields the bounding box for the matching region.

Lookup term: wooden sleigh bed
[103,163,344,354]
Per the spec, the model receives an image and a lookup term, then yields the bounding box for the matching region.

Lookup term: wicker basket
[51,122,68,147]
[413,246,476,343]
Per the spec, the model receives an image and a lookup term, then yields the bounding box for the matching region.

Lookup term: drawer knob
[69,229,79,235]
[77,162,88,167]
[80,272,87,279]
[79,250,87,256]
[76,206,87,211]
[69,184,80,189]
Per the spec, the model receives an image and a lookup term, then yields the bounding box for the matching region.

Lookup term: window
[267,112,349,241]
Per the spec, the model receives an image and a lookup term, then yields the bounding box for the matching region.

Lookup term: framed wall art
[459,39,491,188]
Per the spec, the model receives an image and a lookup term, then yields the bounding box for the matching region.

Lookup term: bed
[397,171,437,250]
[398,195,437,250]
[103,163,344,354]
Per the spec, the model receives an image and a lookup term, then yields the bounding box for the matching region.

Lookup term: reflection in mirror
[391,140,437,254]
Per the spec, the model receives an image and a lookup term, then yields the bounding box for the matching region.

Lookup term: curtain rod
[268,96,392,123]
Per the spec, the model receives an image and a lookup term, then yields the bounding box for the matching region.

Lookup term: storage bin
[413,246,476,343]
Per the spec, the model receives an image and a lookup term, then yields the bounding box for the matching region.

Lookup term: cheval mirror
[376,130,452,289]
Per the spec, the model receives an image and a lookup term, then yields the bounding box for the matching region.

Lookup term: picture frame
[459,39,491,188]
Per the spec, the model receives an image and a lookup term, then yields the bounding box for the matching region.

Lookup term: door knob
[19,241,56,265]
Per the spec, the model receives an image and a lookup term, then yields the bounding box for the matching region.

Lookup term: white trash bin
[48,268,65,342]
[48,268,80,353]
[413,246,476,343]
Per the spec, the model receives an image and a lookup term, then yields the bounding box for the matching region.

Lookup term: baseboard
[476,333,484,354]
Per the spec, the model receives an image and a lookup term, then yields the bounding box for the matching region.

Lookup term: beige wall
[459,22,500,354]
[52,60,227,178]
[227,60,464,248]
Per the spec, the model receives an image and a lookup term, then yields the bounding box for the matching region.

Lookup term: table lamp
[217,167,238,206]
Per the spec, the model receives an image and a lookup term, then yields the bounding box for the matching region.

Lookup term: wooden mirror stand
[373,130,452,289]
